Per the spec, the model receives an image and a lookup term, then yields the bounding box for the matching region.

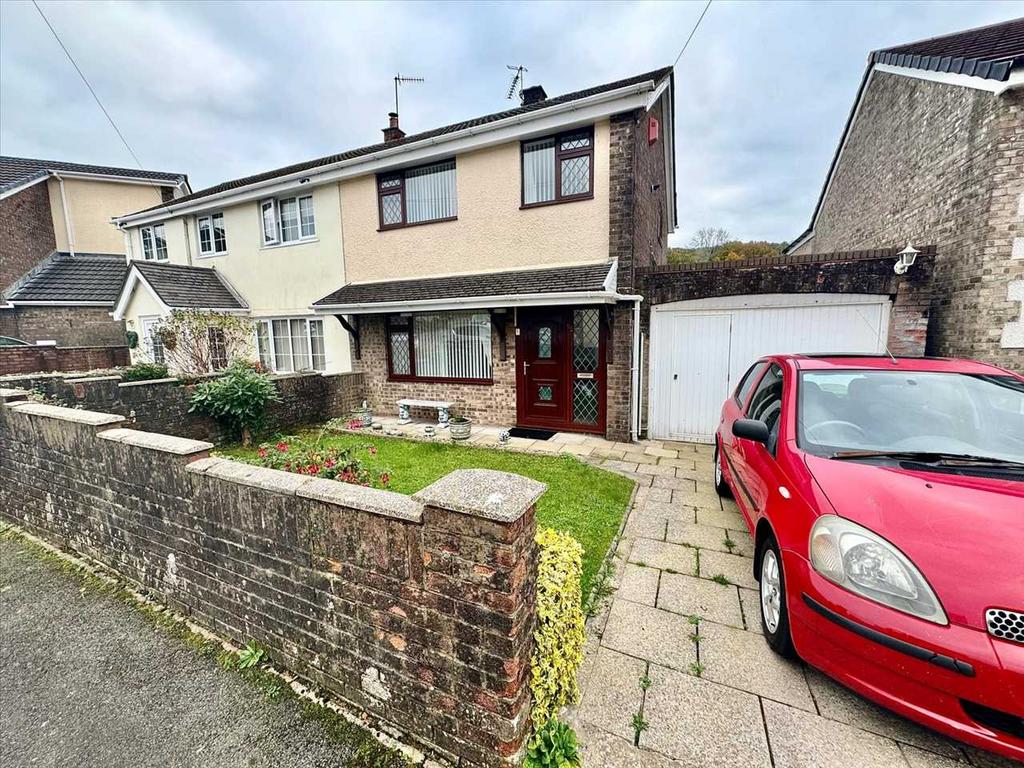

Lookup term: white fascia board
[7,300,114,307]
[786,229,815,253]
[210,268,250,310]
[49,170,182,187]
[874,62,1024,94]
[114,83,659,228]
[311,291,624,315]
[603,260,619,292]
[112,268,171,321]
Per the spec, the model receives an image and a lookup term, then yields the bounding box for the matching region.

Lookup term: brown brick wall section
[0,182,55,291]
[0,345,129,376]
[0,400,537,766]
[2,305,126,346]
[0,370,366,442]
[806,72,1022,371]
[606,304,634,442]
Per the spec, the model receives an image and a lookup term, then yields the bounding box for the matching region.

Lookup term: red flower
[368,446,378,456]
[379,473,390,486]
[308,464,320,475]
[324,459,336,468]
[276,442,289,452]
[257,448,268,459]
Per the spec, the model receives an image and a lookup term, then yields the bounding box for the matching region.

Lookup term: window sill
[259,237,319,251]
[196,251,228,259]
[378,216,457,232]
[387,375,493,386]
[520,194,594,210]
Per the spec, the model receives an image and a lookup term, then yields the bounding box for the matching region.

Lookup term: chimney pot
[521,85,547,106]
[383,112,405,143]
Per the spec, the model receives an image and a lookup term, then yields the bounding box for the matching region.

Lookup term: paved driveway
[574,443,1014,768]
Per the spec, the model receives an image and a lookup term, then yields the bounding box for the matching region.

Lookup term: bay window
[260,194,315,246]
[255,318,326,372]
[522,127,593,206]
[140,224,168,261]
[377,159,457,229]
[386,311,492,382]
[197,212,227,256]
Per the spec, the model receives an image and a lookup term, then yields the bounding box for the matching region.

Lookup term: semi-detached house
[112,67,677,442]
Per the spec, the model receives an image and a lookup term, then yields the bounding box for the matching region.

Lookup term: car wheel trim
[762,549,782,634]
[714,451,723,486]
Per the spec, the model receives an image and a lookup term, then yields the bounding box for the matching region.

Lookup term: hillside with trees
[668,227,788,265]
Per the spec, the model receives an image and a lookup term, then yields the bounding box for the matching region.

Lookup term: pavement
[571,441,1017,768]
[0,535,408,768]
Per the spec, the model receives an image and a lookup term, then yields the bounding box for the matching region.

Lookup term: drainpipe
[54,173,76,256]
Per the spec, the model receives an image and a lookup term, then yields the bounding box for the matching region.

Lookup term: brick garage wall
[2,305,127,347]
[0,182,55,291]
[0,395,538,767]
[606,304,634,443]
[0,344,129,376]
[0,370,366,443]
[355,313,517,425]
[805,72,1022,371]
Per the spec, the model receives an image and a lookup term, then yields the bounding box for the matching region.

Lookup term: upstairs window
[260,194,315,246]
[377,159,457,229]
[140,224,168,261]
[522,127,593,206]
[197,212,227,256]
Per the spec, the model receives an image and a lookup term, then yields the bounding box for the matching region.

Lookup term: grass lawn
[219,429,634,598]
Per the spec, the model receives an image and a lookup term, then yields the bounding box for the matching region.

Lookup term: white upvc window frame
[254,317,326,373]
[139,315,166,363]
[259,194,316,247]
[196,212,227,256]
[140,224,168,261]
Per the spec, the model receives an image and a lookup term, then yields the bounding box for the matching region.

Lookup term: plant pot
[354,408,372,427]
[449,419,472,440]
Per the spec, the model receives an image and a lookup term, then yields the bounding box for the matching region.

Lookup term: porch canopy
[311,261,625,314]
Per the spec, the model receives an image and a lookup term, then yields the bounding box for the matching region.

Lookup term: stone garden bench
[396,398,453,427]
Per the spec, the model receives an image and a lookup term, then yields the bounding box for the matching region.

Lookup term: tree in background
[689,227,731,260]
[155,310,255,376]
[668,232,789,265]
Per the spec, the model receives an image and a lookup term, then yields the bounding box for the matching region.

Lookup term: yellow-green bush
[530,527,586,726]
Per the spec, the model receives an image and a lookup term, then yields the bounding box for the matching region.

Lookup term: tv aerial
[394,73,425,114]
[506,64,528,100]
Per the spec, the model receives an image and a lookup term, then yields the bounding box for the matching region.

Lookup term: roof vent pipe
[382,112,406,143]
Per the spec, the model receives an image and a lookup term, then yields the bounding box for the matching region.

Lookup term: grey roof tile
[313,262,613,307]
[0,156,186,194]
[6,253,128,304]
[131,261,246,310]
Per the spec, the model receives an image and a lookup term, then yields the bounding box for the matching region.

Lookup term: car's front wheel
[758,534,797,658]
[714,441,732,498]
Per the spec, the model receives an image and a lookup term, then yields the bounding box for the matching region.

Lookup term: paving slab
[699,549,758,589]
[601,601,698,672]
[651,475,697,491]
[960,745,1020,768]
[666,521,731,552]
[725,527,755,557]
[604,459,641,473]
[737,586,763,633]
[762,700,909,768]
[804,668,963,758]
[901,745,970,767]
[616,564,660,607]
[635,486,673,503]
[642,664,771,768]
[575,724,682,768]
[695,507,748,529]
[574,648,647,743]
[628,539,698,574]
[622,515,668,541]
[634,500,695,523]
[698,621,815,711]
[656,572,744,628]
[636,463,679,477]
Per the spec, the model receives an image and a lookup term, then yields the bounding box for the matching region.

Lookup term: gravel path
[0,535,408,768]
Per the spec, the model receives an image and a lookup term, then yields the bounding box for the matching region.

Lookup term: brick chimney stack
[521,85,547,106]
[382,112,406,143]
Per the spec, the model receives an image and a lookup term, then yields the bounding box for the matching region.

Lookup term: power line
[32,0,145,170]
[673,0,713,68]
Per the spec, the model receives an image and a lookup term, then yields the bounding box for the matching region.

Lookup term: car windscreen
[797,370,1024,463]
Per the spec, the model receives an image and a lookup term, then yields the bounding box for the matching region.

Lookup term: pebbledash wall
[0,370,366,443]
[0,392,540,767]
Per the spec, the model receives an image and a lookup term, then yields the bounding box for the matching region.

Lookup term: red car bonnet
[802,453,1024,632]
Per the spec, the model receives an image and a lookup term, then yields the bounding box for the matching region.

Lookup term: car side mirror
[733,418,770,445]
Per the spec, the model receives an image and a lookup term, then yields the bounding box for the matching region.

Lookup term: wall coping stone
[414,469,547,523]
[118,377,180,388]
[7,401,125,426]
[299,477,424,522]
[73,375,122,384]
[98,428,213,456]
[0,388,29,401]
[187,457,314,495]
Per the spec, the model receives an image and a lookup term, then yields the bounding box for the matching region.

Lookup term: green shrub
[120,362,169,382]
[524,719,581,768]
[189,360,280,445]
[530,528,585,727]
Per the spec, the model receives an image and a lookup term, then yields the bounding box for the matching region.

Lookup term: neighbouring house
[784,18,1024,371]
[0,156,189,347]
[112,68,679,440]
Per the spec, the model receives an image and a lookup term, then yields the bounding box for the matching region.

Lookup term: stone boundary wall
[0,370,366,443]
[0,344,129,376]
[0,390,539,767]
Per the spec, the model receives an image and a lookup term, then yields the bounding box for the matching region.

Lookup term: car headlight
[809,515,947,625]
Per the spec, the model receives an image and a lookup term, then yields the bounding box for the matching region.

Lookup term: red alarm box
[648,116,659,145]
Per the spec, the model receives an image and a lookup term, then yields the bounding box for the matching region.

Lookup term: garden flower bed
[221,429,634,598]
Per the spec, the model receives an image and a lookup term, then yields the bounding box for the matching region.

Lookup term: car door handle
[673,374,678,380]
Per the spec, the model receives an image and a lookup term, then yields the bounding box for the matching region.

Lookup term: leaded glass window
[378,161,457,229]
[573,380,599,424]
[386,312,492,381]
[521,127,593,205]
[538,327,552,358]
[573,309,599,371]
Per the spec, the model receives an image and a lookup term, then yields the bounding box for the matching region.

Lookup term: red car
[715,354,1024,761]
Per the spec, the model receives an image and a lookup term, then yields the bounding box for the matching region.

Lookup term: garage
[648,293,892,442]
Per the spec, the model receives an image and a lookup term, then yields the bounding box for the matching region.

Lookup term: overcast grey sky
[2,0,1021,246]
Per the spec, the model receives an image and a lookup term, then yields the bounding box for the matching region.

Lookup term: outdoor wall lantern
[895,243,920,275]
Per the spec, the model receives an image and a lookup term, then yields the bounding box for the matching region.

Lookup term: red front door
[516,307,606,434]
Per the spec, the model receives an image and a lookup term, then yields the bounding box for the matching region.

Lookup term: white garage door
[649,293,892,442]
